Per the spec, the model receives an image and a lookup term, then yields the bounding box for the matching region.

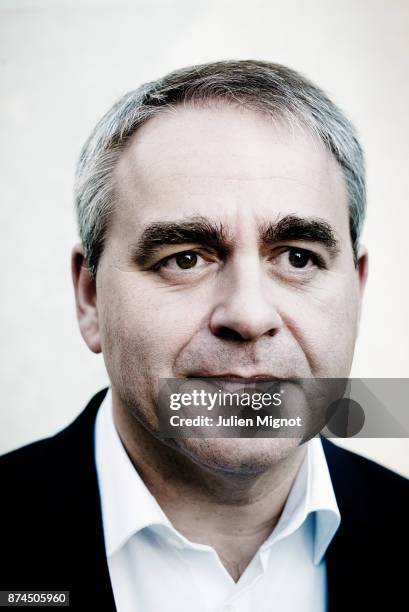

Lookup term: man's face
[81,104,367,471]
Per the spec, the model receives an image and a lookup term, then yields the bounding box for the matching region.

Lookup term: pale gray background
[1,0,408,476]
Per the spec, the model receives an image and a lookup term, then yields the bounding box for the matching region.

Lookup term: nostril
[217,327,246,342]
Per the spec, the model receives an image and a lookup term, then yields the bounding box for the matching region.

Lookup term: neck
[112,393,307,581]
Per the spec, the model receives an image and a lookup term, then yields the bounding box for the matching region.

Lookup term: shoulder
[321,436,409,488]
[0,389,111,597]
[0,388,108,504]
[0,433,58,476]
[322,438,409,607]
[321,436,409,523]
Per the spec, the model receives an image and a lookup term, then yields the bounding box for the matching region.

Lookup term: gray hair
[74,59,365,278]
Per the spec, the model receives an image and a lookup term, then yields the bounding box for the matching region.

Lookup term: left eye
[287,248,315,268]
[173,252,198,269]
[273,248,323,270]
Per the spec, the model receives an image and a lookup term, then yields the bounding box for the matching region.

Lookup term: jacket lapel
[320,436,385,611]
[52,387,116,611]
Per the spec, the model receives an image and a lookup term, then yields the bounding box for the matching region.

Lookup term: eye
[272,247,325,273]
[173,252,198,269]
[153,250,209,272]
[288,248,316,268]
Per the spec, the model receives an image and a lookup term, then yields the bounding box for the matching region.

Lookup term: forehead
[112,104,349,238]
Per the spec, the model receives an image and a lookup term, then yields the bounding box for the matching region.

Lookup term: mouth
[186,372,285,382]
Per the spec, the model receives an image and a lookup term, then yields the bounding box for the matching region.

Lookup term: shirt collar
[95,388,173,557]
[259,435,341,565]
[95,388,340,563]
[307,436,341,564]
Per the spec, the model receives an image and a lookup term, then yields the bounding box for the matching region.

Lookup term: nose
[209,257,283,342]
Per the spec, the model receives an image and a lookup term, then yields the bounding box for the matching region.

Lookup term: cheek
[279,277,360,377]
[98,275,204,377]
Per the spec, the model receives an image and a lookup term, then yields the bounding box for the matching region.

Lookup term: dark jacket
[0,388,408,611]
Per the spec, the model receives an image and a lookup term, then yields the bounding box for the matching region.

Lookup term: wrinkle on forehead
[111,104,349,240]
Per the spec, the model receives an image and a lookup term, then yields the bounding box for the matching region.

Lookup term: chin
[176,437,302,476]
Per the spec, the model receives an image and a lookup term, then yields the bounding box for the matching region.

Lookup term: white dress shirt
[95,389,340,612]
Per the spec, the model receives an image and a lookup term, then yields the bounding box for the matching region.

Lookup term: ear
[355,244,368,325]
[71,243,102,353]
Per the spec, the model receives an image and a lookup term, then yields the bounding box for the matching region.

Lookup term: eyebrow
[131,216,232,266]
[259,215,339,255]
[131,214,340,267]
